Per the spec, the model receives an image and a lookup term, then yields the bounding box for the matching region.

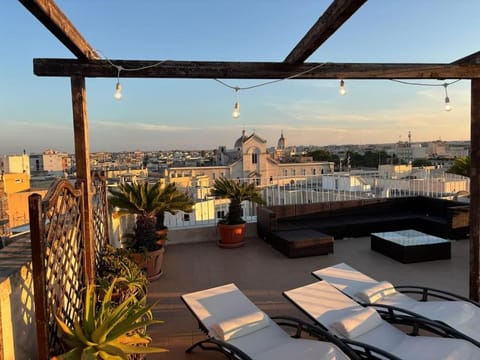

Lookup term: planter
[155,228,169,248]
[217,223,246,248]
[130,247,165,281]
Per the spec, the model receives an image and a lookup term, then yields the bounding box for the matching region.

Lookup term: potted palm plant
[109,181,194,281]
[211,177,265,248]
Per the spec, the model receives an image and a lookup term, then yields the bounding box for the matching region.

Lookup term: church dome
[234,129,247,150]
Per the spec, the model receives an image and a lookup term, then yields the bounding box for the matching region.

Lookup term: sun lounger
[313,263,480,345]
[181,283,360,360]
[283,281,480,360]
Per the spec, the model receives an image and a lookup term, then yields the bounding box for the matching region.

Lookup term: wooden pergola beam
[18,0,98,60]
[453,50,480,65]
[284,0,367,64]
[34,58,480,79]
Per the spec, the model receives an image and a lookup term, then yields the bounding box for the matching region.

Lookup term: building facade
[168,131,334,191]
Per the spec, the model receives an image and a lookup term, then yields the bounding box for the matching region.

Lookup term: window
[183,214,190,221]
[283,169,288,176]
[301,169,306,175]
[291,169,296,176]
[217,210,225,219]
[252,152,258,164]
[312,168,316,175]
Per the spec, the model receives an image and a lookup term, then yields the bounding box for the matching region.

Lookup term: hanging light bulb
[114,81,122,100]
[339,79,346,95]
[232,87,240,119]
[232,101,240,119]
[443,83,452,112]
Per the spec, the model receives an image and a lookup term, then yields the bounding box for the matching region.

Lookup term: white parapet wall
[0,236,37,359]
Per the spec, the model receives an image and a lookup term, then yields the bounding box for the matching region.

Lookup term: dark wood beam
[453,50,480,65]
[70,76,95,284]
[34,58,480,79]
[284,0,367,64]
[18,0,98,60]
[470,79,480,301]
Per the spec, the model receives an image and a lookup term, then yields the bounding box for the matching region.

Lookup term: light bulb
[339,79,346,95]
[444,96,452,111]
[232,101,240,119]
[114,81,122,100]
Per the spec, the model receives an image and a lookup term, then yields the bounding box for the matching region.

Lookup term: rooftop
[146,234,470,359]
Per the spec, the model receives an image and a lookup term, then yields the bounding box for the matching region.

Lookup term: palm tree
[447,156,470,177]
[109,181,194,251]
[211,177,265,225]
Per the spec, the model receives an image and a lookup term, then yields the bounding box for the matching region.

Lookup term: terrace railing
[161,173,470,229]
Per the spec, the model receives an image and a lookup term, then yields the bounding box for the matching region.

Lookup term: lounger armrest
[395,285,480,305]
[271,316,362,360]
[366,304,480,348]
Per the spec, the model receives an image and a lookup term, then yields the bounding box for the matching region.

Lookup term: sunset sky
[0,0,478,154]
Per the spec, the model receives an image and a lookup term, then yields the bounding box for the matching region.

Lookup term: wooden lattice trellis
[28,176,112,358]
[92,171,109,267]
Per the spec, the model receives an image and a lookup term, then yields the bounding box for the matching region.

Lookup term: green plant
[211,177,265,225]
[109,181,194,252]
[53,279,167,359]
[97,245,148,301]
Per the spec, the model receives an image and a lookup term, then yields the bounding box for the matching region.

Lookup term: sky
[0,0,478,154]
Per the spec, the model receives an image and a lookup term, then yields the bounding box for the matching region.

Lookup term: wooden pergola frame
[19,0,480,301]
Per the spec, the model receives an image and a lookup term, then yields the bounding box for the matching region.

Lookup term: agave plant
[53,279,167,359]
[211,177,265,225]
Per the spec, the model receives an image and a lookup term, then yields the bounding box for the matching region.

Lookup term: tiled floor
[146,235,470,359]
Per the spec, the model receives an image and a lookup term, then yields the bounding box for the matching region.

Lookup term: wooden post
[470,79,480,301]
[28,193,49,359]
[70,76,95,284]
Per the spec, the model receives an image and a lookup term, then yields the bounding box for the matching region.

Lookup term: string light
[391,79,461,112]
[339,79,346,95]
[444,84,452,112]
[98,50,463,115]
[113,67,122,100]
[232,87,240,119]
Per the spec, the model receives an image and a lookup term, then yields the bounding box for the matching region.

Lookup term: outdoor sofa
[257,197,469,257]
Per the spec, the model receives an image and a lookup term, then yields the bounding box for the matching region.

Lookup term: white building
[168,131,334,190]
[1,153,30,175]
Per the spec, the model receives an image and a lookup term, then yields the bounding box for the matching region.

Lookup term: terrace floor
[146,234,470,359]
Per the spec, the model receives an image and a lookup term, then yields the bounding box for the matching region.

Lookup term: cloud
[92,120,197,132]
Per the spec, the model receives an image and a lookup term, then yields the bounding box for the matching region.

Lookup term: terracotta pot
[130,247,165,281]
[217,223,246,248]
[155,228,169,249]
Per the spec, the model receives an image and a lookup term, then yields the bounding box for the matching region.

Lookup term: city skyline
[0,1,477,153]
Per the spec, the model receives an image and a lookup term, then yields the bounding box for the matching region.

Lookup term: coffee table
[371,229,451,263]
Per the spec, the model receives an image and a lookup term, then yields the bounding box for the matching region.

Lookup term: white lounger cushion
[331,307,383,338]
[211,311,269,341]
[355,281,397,304]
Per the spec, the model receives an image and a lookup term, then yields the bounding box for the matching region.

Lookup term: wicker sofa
[257,197,469,257]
